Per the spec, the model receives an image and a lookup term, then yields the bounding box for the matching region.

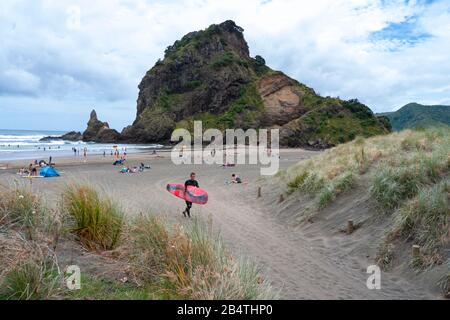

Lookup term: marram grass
[62,183,124,250]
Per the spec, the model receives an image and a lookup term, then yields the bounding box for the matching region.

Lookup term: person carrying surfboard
[183,172,199,218]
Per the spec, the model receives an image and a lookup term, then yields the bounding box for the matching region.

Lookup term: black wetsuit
[184,179,199,217]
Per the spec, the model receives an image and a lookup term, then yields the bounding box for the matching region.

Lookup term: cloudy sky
[1,0,449,131]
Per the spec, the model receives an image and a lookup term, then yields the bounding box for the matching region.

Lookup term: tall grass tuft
[438,272,450,299]
[0,184,45,236]
[389,180,449,256]
[371,166,422,211]
[130,214,276,300]
[0,258,61,300]
[287,170,309,193]
[62,183,124,250]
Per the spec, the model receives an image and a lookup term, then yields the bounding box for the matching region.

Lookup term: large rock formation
[83,110,120,143]
[121,20,390,147]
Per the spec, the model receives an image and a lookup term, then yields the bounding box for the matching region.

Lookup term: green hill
[381,103,450,131]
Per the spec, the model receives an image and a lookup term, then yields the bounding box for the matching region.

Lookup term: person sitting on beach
[29,164,37,176]
[231,174,242,184]
[18,167,29,175]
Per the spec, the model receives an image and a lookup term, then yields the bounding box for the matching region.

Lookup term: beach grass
[387,179,449,254]
[283,126,449,292]
[67,274,156,300]
[0,183,275,300]
[0,183,45,237]
[438,272,450,299]
[285,126,448,214]
[129,214,275,300]
[0,257,61,300]
[62,183,124,250]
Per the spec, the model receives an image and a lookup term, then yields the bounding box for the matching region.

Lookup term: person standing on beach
[183,172,199,218]
[83,147,87,162]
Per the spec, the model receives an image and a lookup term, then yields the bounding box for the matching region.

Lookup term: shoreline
[0,147,314,170]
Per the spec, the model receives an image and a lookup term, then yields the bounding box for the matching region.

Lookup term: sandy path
[0,150,435,299]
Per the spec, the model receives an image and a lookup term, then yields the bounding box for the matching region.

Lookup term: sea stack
[82,110,120,143]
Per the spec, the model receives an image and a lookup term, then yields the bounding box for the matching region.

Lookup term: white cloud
[0,0,449,130]
[0,69,41,95]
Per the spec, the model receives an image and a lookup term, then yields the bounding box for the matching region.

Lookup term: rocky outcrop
[121,20,261,143]
[119,20,390,148]
[40,131,82,142]
[82,110,120,143]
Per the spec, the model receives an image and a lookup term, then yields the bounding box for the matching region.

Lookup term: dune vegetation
[282,127,449,297]
[0,183,274,300]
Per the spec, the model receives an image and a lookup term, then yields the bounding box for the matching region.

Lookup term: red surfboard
[166,184,209,205]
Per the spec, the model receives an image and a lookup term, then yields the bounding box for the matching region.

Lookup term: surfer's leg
[185,201,192,218]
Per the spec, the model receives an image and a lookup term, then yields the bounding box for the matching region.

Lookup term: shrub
[211,52,235,69]
[62,183,124,250]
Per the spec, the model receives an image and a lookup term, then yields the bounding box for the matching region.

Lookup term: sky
[1,0,449,131]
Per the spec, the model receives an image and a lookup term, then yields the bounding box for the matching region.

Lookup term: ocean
[0,129,163,161]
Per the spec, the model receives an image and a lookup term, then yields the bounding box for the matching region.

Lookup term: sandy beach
[0,149,440,299]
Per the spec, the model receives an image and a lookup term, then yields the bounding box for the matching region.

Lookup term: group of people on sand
[18,163,38,176]
[18,159,51,177]
[119,163,151,174]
